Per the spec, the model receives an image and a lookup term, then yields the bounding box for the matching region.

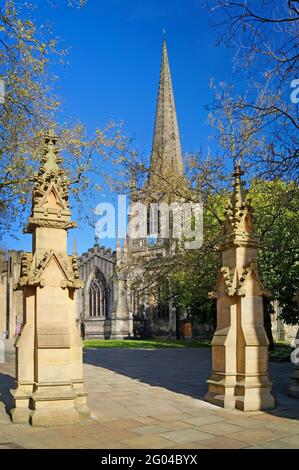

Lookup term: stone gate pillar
[205,164,275,411]
[10,130,90,426]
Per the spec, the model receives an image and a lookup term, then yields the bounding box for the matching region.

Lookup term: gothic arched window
[154,281,170,320]
[88,270,108,318]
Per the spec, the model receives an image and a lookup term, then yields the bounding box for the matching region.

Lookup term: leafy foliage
[251,179,299,324]
[0,1,129,237]
[172,179,299,327]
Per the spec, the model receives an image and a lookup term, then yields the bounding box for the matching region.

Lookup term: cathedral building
[1,40,294,342]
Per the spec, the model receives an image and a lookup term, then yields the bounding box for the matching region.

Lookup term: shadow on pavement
[84,347,299,419]
[0,373,15,415]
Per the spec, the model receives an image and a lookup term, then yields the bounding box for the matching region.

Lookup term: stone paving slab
[0,348,299,449]
[198,436,249,449]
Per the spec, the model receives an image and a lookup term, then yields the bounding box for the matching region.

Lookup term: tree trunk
[263,296,275,351]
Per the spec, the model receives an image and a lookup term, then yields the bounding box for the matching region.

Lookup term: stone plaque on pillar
[205,163,275,412]
[10,131,90,426]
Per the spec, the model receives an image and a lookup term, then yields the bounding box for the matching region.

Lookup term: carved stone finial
[43,130,59,175]
[24,133,74,233]
[231,161,245,210]
[222,163,258,244]
[73,238,77,256]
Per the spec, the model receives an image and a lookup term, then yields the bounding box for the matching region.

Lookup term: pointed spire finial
[44,129,57,147]
[231,160,245,209]
[94,235,99,247]
[116,237,121,249]
[130,169,136,190]
[43,129,59,175]
[73,238,77,256]
[222,161,256,240]
[232,160,244,179]
[47,128,56,138]
[116,236,122,265]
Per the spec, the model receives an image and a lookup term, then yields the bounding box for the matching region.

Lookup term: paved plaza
[0,345,299,449]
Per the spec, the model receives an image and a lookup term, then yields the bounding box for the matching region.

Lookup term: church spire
[148,39,184,187]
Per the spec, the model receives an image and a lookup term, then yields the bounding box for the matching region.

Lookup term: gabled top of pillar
[24,131,76,233]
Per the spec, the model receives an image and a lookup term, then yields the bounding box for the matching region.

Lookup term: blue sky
[3,0,234,255]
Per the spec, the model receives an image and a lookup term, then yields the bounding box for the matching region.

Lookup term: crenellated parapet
[79,244,114,264]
